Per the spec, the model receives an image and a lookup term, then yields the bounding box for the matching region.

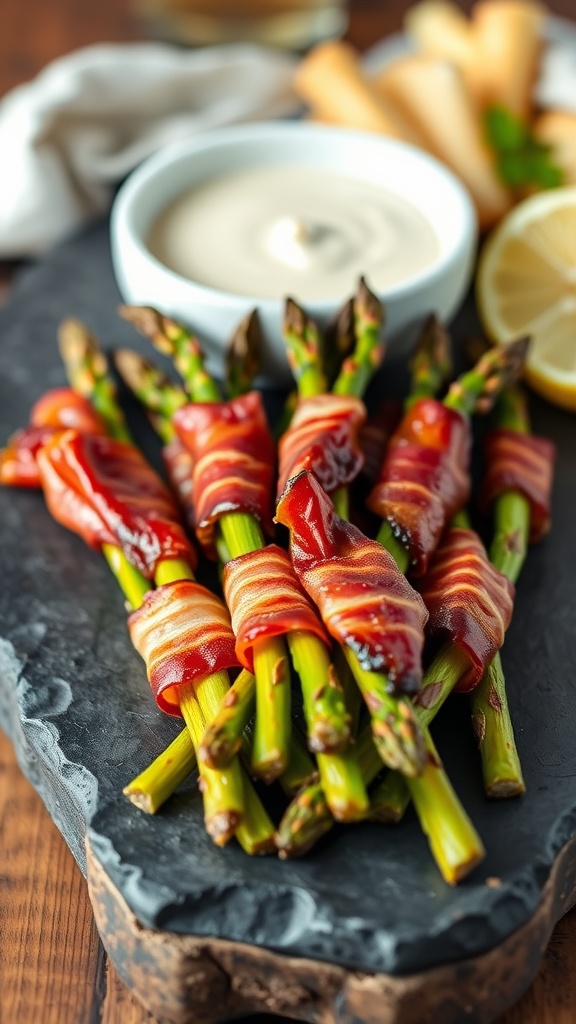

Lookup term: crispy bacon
[30,388,106,434]
[174,391,275,558]
[417,527,515,693]
[277,393,366,497]
[222,544,329,672]
[482,428,556,543]
[276,471,428,694]
[128,580,239,715]
[163,438,195,533]
[367,398,470,575]
[0,389,106,488]
[37,430,196,576]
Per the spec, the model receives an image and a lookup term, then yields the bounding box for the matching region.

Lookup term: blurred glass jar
[134,0,348,49]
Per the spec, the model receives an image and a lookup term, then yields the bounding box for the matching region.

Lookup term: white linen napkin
[0,43,298,259]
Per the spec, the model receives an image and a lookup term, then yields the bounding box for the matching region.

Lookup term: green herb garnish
[485,106,564,191]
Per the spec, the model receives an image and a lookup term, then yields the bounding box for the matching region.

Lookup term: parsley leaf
[485,105,564,191]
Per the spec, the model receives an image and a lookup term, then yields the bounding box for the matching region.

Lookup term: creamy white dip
[147,165,440,301]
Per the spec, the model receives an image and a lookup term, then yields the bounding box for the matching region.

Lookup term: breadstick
[404,1,483,102]
[533,110,576,185]
[471,0,545,119]
[379,54,512,228]
[294,41,421,144]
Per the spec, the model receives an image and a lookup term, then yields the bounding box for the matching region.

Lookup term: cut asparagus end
[408,734,486,885]
[123,727,196,814]
[471,652,526,800]
[235,775,277,856]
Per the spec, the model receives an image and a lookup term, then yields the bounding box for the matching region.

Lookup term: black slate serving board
[1,218,576,1011]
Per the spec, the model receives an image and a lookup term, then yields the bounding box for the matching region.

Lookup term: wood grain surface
[1,2,576,1022]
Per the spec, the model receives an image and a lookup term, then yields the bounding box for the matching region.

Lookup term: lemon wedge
[476,186,576,411]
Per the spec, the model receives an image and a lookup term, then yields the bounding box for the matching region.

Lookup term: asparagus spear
[323,295,355,387]
[283,297,328,398]
[114,347,188,440]
[58,319,132,442]
[332,277,385,399]
[60,321,275,851]
[199,669,256,769]
[470,386,530,798]
[225,309,262,398]
[281,291,425,776]
[120,306,368,816]
[376,336,530,570]
[404,314,452,410]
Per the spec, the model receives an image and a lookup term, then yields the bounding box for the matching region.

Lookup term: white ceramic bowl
[110,122,477,386]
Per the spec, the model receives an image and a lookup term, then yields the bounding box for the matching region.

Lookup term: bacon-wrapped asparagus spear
[54,321,275,852]
[369,386,555,817]
[369,337,529,575]
[471,387,555,796]
[114,343,322,796]
[0,388,107,487]
[120,306,369,819]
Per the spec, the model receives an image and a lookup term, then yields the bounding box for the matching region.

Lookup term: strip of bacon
[174,391,275,558]
[30,388,106,434]
[37,429,196,576]
[367,398,470,575]
[277,393,366,497]
[482,428,556,543]
[222,544,329,673]
[0,388,106,488]
[417,527,515,693]
[276,471,428,694]
[128,580,239,715]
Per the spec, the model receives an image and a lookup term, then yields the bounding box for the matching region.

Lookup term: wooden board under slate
[1,218,576,1024]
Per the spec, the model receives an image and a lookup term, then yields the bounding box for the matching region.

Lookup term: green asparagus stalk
[332,277,385,398]
[281,289,425,776]
[123,728,197,814]
[323,295,355,386]
[198,669,256,769]
[376,336,530,563]
[405,314,452,410]
[276,707,486,885]
[225,309,262,398]
[120,307,370,814]
[283,297,328,397]
[119,305,221,402]
[60,320,274,850]
[114,347,188,436]
[470,386,531,798]
[58,319,132,442]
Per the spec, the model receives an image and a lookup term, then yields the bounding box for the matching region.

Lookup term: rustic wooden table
[1,1,576,1022]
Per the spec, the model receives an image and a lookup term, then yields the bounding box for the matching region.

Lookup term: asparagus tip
[371,697,427,778]
[118,304,164,338]
[355,275,383,326]
[114,347,152,390]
